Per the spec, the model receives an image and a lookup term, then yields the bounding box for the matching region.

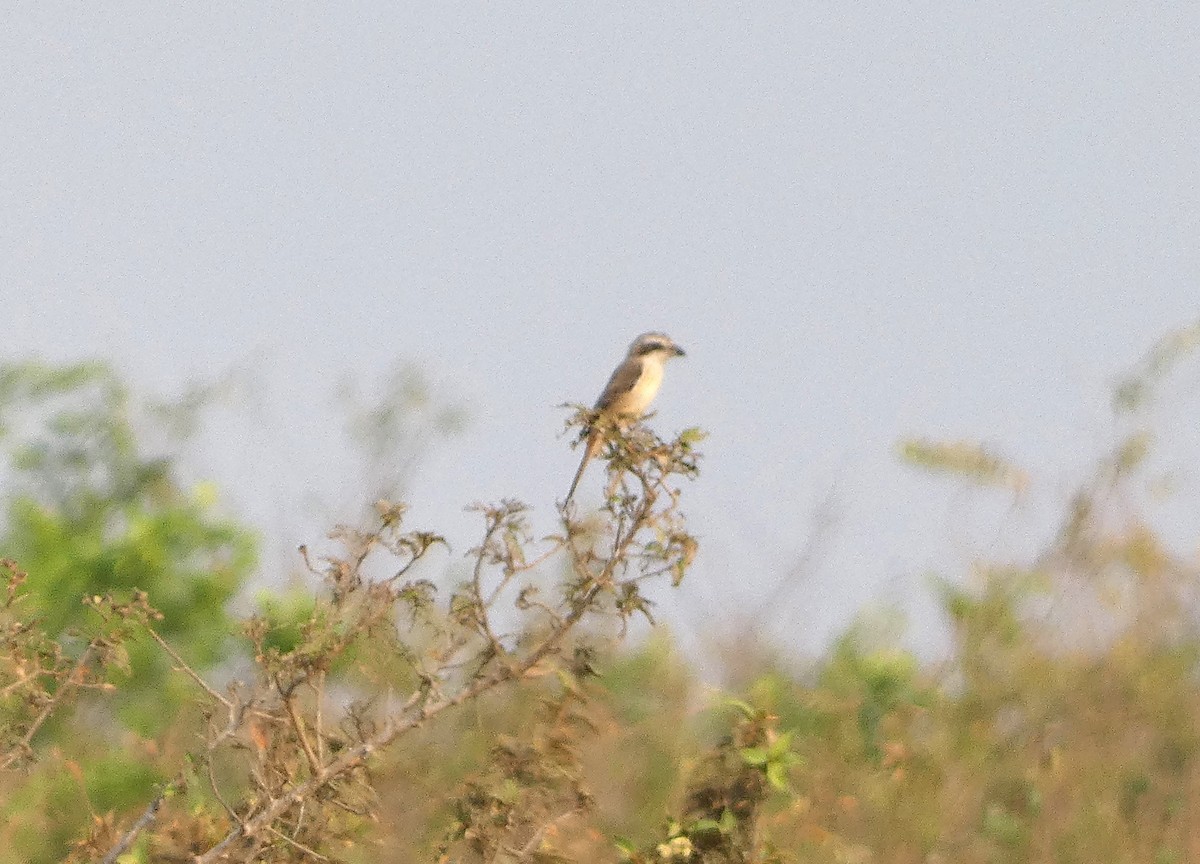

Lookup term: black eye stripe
[637,342,666,355]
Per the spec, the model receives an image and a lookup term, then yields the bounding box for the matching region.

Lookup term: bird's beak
[673,345,686,357]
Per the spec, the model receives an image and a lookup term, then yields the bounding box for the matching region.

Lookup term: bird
[565,332,686,502]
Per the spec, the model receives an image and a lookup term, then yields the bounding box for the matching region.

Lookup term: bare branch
[194,579,603,863]
[284,694,322,776]
[97,779,177,864]
[143,624,231,709]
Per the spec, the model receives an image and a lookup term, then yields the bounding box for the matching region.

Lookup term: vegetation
[0,322,1198,863]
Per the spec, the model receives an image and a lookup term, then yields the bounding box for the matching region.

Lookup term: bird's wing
[594,357,643,412]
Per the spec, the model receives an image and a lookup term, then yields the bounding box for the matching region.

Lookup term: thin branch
[265,825,331,862]
[207,758,238,823]
[194,584,602,864]
[190,427,688,862]
[471,517,507,657]
[506,541,566,577]
[0,668,37,698]
[206,694,250,823]
[97,780,175,864]
[313,673,326,765]
[0,643,97,770]
[285,694,322,776]
[511,808,578,861]
[143,625,231,708]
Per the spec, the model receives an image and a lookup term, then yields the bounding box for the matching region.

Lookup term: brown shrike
[565,332,686,502]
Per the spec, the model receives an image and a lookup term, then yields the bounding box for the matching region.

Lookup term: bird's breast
[611,360,664,416]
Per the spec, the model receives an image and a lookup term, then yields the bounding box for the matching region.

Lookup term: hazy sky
[5,4,1199,660]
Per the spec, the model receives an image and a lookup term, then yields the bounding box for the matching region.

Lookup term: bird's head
[628,332,686,361]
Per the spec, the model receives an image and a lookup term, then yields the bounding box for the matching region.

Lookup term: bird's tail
[565,432,601,503]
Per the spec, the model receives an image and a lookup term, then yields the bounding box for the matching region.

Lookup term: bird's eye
[638,342,665,355]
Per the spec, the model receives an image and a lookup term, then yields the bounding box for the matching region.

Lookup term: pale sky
[5,4,1199,661]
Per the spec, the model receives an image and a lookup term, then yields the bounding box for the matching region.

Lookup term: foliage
[0,361,255,709]
[2,320,1200,864]
[0,362,258,863]
[0,364,702,862]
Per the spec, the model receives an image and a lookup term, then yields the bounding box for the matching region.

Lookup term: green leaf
[724,697,757,719]
[679,427,708,446]
[719,809,738,833]
[740,746,769,766]
[765,760,791,792]
[769,731,795,757]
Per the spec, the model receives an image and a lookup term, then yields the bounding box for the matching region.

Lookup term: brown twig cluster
[0,560,147,772]
[0,417,700,862]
